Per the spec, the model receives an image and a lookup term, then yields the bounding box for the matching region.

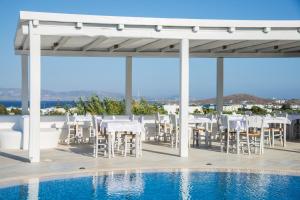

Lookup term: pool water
[1,171,300,200]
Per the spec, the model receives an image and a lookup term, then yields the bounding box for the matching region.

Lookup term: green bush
[132,98,167,115]
[10,108,22,115]
[0,104,8,115]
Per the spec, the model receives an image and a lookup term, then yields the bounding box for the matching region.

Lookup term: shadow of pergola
[0,151,29,162]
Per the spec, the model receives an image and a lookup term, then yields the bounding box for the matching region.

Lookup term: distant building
[163,104,203,114]
[202,104,216,110]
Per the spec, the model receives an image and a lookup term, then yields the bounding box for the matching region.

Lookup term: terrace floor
[0,141,300,185]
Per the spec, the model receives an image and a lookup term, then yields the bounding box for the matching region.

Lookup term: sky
[0,0,300,99]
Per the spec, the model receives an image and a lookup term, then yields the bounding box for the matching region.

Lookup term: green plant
[10,108,22,115]
[250,106,267,115]
[0,104,8,115]
[103,98,124,115]
[132,98,167,115]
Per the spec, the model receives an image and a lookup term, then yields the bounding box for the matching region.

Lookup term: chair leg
[226,131,230,154]
[272,130,275,147]
[268,130,271,147]
[247,134,251,156]
[124,135,128,157]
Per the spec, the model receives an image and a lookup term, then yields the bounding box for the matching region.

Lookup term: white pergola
[14,11,300,162]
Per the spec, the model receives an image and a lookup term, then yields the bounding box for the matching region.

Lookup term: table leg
[135,133,139,158]
[108,133,111,159]
[272,129,275,148]
[237,131,240,155]
[139,133,142,156]
[284,123,287,147]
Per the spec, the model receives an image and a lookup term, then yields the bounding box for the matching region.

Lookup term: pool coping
[1,166,300,188]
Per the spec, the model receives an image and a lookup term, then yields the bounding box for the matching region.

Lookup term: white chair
[93,116,107,158]
[65,113,76,145]
[271,113,287,147]
[155,113,170,143]
[243,116,265,155]
[170,114,179,148]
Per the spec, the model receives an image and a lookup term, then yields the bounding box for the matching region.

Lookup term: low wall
[0,115,159,150]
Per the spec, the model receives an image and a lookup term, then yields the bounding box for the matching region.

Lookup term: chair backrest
[170,114,178,129]
[155,112,160,122]
[66,112,70,123]
[246,115,265,130]
[102,115,115,120]
[92,116,98,133]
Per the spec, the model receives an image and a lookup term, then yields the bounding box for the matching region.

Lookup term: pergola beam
[235,40,295,52]
[136,39,171,52]
[259,41,300,52]
[81,36,107,51]
[15,49,300,58]
[109,38,141,52]
[22,36,29,50]
[210,40,271,53]
[53,36,69,51]
[190,41,241,52]
[21,24,300,41]
[281,46,300,52]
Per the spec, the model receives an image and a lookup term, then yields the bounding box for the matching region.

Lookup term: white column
[28,21,41,163]
[216,57,224,114]
[21,55,29,115]
[125,56,132,115]
[179,39,189,158]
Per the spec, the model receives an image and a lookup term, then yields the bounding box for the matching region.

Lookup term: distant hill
[0,88,123,101]
[192,93,273,105]
[0,88,299,105]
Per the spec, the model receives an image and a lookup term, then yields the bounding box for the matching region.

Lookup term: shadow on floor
[0,151,29,162]
[142,148,179,157]
[55,144,94,157]
[264,147,300,154]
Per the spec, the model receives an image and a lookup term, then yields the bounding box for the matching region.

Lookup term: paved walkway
[0,141,300,185]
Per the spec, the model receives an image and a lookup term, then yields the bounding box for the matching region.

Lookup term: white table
[287,115,300,139]
[264,116,291,147]
[100,120,144,158]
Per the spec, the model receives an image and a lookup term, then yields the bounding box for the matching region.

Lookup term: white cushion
[0,130,22,149]
[0,128,60,150]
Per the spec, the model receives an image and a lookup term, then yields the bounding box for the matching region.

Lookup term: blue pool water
[0,171,300,200]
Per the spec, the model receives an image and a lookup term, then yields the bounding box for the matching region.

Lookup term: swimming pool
[1,171,299,200]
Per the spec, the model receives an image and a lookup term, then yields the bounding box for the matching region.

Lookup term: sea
[0,100,76,109]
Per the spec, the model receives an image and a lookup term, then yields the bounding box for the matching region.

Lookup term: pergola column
[216,57,224,114]
[179,38,189,158]
[28,20,41,163]
[125,56,132,115]
[21,55,29,115]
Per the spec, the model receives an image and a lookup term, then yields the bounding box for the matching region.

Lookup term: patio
[13,11,300,163]
[0,141,300,185]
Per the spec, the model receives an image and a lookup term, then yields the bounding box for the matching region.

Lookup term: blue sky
[0,0,300,99]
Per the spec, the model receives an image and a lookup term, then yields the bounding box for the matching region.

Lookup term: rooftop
[15,11,300,58]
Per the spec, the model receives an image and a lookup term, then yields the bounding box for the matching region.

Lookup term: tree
[75,97,86,115]
[86,96,106,115]
[281,103,291,111]
[103,98,124,115]
[0,104,8,115]
[132,98,166,115]
[251,106,267,115]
